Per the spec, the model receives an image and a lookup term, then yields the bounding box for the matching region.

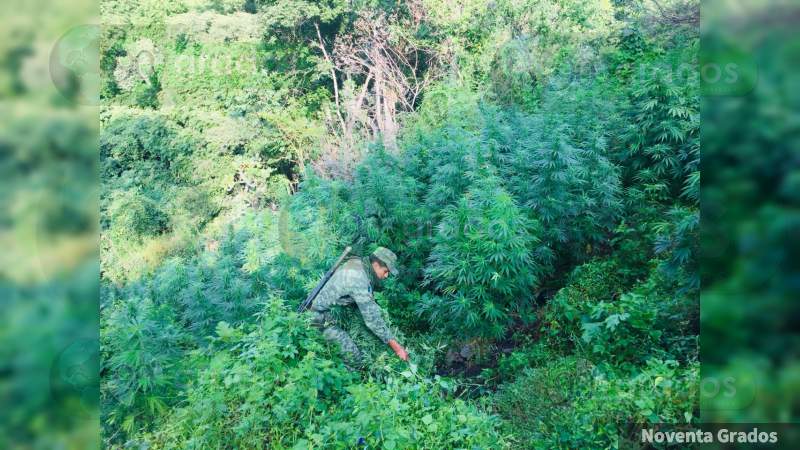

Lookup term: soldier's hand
[388,339,409,361]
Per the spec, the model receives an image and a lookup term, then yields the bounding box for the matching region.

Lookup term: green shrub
[619,46,700,202]
[322,375,509,450]
[133,71,162,109]
[402,82,623,266]
[101,297,189,441]
[281,173,355,266]
[502,94,622,261]
[379,277,430,334]
[566,259,628,301]
[166,187,220,231]
[492,357,594,448]
[152,219,274,338]
[492,342,553,384]
[100,28,126,100]
[100,114,191,177]
[415,124,486,213]
[568,359,699,447]
[350,148,424,254]
[106,188,170,240]
[140,300,352,448]
[493,358,698,449]
[420,175,543,338]
[101,211,302,442]
[542,256,697,367]
[653,206,699,294]
[140,300,509,449]
[580,292,663,367]
[609,208,660,286]
[540,259,627,353]
[632,268,699,363]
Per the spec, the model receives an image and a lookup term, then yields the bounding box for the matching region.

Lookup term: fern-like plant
[421,175,542,338]
[504,102,622,261]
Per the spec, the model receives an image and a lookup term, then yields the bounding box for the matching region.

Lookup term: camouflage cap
[371,247,399,275]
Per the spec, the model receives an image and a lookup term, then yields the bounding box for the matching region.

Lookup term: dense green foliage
[494,357,698,448]
[141,301,507,449]
[98,0,701,448]
[700,3,800,424]
[8,1,800,449]
[423,175,540,338]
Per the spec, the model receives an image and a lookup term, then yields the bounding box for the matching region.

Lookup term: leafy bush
[632,268,699,364]
[492,357,594,447]
[653,206,699,294]
[567,359,699,447]
[475,0,617,109]
[140,300,509,449]
[167,187,220,231]
[414,123,486,214]
[323,375,508,450]
[147,215,278,339]
[101,115,188,176]
[101,297,189,440]
[421,175,542,338]
[618,44,700,201]
[350,148,424,254]
[281,173,354,266]
[377,277,430,334]
[540,259,627,353]
[541,254,696,368]
[502,90,622,261]
[580,292,663,367]
[101,213,300,443]
[106,188,170,240]
[133,71,162,109]
[139,300,352,448]
[485,342,553,385]
[493,357,698,449]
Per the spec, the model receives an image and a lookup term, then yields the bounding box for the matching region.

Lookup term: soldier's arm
[351,281,395,344]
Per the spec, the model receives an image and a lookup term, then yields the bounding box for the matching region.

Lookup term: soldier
[309,247,409,365]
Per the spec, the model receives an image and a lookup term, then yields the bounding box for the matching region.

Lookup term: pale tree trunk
[383,86,398,151]
[373,70,384,141]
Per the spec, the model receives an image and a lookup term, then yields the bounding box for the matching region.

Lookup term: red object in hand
[388,339,409,361]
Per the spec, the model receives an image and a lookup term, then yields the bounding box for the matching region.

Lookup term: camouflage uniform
[310,255,395,364]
